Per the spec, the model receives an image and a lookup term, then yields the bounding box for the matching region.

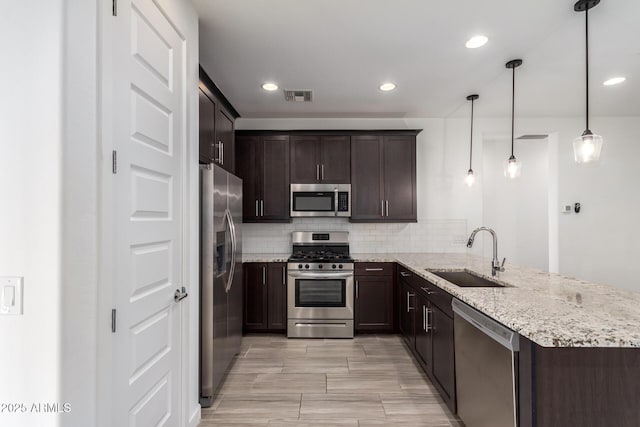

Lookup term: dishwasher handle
[452,298,519,352]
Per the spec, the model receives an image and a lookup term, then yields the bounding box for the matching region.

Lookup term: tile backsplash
[242,218,468,254]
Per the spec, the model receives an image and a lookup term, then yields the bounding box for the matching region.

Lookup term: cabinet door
[290,135,320,183]
[267,263,287,330]
[351,135,384,220]
[399,280,415,347]
[383,135,416,221]
[320,135,350,183]
[261,135,290,220]
[198,88,215,163]
[432,306,455,403]
[243,263,267,331]
[235,136,261,221]
[216,106,235,173]
[355,276,394,332]
[414,293,433,370]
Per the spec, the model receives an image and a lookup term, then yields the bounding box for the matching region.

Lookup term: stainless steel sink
[427,270,506,288]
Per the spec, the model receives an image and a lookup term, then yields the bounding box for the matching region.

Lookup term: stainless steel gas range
[287,231,354,338]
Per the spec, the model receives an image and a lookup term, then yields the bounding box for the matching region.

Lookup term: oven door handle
[288,272,353,280]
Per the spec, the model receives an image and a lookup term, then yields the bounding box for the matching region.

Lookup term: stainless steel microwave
[290,183,351,217]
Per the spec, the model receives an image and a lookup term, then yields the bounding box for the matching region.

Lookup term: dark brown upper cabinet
[351,134,417,222]
[199,66,240,173]
[290,135,350,184]
[236,135,290,222]
[198,88,216,164]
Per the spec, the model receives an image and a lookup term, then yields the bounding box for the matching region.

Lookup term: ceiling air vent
[284,89,313,102]
[516,134,549,140]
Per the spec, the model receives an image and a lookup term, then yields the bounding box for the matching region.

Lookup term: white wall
[238,115,640,292]
[482,138,549,271]
[0,3,64,427]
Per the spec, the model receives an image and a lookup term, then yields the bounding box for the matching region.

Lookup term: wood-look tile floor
[199,334,464,427]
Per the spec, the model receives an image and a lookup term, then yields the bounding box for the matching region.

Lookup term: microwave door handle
[334,188,338,216]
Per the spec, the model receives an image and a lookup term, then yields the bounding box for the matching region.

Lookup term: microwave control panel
[337,192,349,212]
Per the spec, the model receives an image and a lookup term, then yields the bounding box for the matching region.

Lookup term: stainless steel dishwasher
[452,299,520,427]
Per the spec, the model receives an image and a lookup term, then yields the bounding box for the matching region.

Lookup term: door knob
[174,286,188,302]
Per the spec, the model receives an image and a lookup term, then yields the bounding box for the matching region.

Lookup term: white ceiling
[194,0,640,118]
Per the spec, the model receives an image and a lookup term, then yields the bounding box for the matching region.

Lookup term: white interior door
[112,0,187,425]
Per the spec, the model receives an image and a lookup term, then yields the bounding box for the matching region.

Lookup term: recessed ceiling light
[603,77,626,86]
[465,35,488,49]
[261,83,278,91]
[379,83,396,91]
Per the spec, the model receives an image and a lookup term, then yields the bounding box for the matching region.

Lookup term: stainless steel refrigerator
[200,163,243,407]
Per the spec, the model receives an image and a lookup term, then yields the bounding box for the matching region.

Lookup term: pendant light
[504,59,523,179]
[573,0,603,163]
[465,94,479,187]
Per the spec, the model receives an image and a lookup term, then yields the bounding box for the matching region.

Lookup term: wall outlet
[0,277,23,315]
[561,204,572,214]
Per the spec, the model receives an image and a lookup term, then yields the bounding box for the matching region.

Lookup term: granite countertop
[242,252,640,347]
[243,253,291,263]
[355,252,640,348]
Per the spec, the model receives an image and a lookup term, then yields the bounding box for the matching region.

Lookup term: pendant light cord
[469,98,474,170]
[585,7,590,131]
[511,65,515,157]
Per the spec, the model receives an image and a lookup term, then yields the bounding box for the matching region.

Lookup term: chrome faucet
[466,227,505,276]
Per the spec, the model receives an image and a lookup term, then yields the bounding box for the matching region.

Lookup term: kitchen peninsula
[243,252,640,426]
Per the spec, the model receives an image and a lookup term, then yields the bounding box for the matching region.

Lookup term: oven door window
[295,279,346,307]
[292,192,335,212]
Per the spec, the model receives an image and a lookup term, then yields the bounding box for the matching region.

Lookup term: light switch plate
[0,277,23,315]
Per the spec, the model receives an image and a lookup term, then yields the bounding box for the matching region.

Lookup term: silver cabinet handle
[221,141,224,165]
[421,287,435,295]
[282,266,286,286]
[260,200,264,217]
[423,305,426,331]
[262,266,266,285]
[407,292,415,312]
[321,164,324,180]
[381,200,384,217]
[426,308,433,332]
[255,199,259,217]
[316,164,320,181]
[217,141,223,164]
[400,271,411,277]
[356,280,359,299]
[385,200,389,217]
[365,268,383,272]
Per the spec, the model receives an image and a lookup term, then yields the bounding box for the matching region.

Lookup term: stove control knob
[332,264,337,269]
[298,264,303,269]
[318,264,323,269]
[305,264,309,269]
[338,264,343,269]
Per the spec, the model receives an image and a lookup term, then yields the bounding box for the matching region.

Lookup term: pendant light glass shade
[465,169,476,187]
[573,0,603,163]
[465,94,479,186]
[573,131,603,163]
[504,156,522,179]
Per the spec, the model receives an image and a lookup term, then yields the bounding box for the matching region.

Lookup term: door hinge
[112,0,117,16]
[111,309,117,333]
[112,150,117,174]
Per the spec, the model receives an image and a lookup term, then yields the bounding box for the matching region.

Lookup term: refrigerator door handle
[224,208,237,293]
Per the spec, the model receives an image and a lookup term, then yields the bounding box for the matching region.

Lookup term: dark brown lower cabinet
[397,266,456,413]
[355,262,395,332]
[398,273,416,348]
[243,262,287,332]
[518,338,640,427]
[431,304,455,404]
[354,274,394,332]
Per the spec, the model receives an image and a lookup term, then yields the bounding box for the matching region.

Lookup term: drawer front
[356,262,394,276]
[416,277,453,318]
